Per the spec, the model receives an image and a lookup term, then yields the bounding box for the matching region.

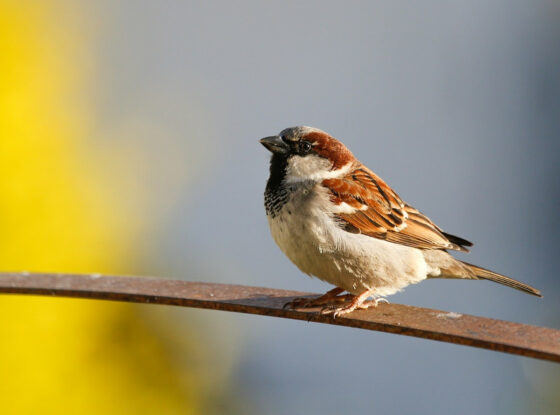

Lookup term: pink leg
[321,288,387,317]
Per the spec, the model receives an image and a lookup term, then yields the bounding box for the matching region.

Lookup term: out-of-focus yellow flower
[0,2,219,413]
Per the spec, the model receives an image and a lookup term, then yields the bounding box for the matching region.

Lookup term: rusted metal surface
[0,272,558,362]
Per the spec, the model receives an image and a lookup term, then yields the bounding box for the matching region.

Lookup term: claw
[284,287,386,317]
[320,290,386,318]
[283,287,345,310]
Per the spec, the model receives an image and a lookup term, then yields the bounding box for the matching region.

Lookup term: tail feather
[462,261,542,297]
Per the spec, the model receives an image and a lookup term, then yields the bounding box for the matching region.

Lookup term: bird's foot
[283,287,350,310]
[320,290,388,318]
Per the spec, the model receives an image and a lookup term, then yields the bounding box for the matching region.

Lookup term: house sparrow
[260,126,541,317]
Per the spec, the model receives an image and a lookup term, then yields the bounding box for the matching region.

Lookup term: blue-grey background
[94,1,559,413]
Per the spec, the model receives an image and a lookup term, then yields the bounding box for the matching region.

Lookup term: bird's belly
[268,202,429,296]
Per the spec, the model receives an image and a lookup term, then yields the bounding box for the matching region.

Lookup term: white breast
[267,183,429,296]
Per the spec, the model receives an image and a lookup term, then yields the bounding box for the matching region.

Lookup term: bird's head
[260,126,355,183]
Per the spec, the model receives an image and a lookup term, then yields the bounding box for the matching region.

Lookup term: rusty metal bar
[0,272,558,363]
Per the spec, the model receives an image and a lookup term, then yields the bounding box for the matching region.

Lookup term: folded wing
[323,165,472,252]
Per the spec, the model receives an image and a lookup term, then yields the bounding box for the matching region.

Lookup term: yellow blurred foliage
[0,2,213,413]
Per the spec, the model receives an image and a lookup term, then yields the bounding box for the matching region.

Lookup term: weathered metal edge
[0,273,558,363]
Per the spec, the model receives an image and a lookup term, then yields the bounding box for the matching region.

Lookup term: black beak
[259,136,289,155]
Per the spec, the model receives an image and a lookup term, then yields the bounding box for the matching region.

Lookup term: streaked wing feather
[323,165,470,252]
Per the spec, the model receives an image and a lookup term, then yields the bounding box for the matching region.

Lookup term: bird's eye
[280,135,289,143]
[299,141,312,154]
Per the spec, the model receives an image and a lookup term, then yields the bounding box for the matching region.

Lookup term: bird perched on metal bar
[260,126,541,317]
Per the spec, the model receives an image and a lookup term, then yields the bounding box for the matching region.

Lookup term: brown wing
[323,165,472,252]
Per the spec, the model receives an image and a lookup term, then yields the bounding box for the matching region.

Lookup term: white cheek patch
[285,156,352,183]
[286,155,331,181]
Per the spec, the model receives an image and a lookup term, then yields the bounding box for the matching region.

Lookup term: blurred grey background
[93,1,560,413]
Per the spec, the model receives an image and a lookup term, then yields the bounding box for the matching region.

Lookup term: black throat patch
[264,154,290,217]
